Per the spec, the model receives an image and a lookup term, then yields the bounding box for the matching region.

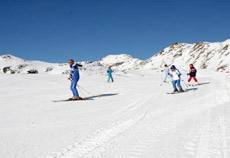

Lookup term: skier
[187,64,199,85]
[163,64,169,82]
[68,59,82,100]
[107,66,114,82]
[168,65,184,93]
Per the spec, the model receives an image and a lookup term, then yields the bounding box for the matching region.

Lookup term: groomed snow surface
[0,70,230,158]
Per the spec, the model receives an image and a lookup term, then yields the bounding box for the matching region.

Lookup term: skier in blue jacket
[107,66,114,82]
[168,65,184,93]
[68,59,82,100]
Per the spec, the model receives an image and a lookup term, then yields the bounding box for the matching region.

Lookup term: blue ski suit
[70,65,80,96]
[168,69,182,89]
[107,68,114,82]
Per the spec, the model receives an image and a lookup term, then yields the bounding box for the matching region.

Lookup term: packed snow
[0,68,230,158]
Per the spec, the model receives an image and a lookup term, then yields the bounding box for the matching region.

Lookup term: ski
[167,90,187,94]
[167,92,180,94]
[53,98,93,102]
[188,84,200,87]
[167,92,184,94]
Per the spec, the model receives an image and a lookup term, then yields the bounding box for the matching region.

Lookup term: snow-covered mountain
[0,54,64,74]
[0,54,106,75]
[0,39,229,74]
[99,54,142,70]
[139,39,230,72]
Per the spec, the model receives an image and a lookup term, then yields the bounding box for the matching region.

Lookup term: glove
[69,74,73,80]
[77,64,83,67]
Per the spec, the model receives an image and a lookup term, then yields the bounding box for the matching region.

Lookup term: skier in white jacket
[168,65,184,93]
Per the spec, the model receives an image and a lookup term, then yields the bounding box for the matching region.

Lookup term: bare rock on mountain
[27,69,38,74]
[1,39,229,74]
[139,39,230,72]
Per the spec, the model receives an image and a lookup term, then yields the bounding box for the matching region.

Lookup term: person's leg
[172,80,178,92]
[108,75,110,82]
[193,77,198,82]
[172,80,177,89]
[177,80,182,89]
[70,81,74,96]
[70,80,79,96]
[164,73,167,82]
[111,76,114,82]
[188,77,192,82]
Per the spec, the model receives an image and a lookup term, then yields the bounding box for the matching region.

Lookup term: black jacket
[188,67,197,77]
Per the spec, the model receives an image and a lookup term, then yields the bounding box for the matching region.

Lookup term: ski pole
[78,88,86,97]
[181,79,188,87]
[160,81,164,86]
[160,81,170,86]
[77,85,91,95]
[80,89,87,97]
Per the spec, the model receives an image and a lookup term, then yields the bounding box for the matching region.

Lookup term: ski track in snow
[0,70,230,158]
[49,99,152,158]
[50,72,230,158]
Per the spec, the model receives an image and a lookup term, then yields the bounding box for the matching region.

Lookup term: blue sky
[0,0,229,63]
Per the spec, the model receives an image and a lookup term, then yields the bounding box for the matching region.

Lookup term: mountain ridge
[1,39,229,74]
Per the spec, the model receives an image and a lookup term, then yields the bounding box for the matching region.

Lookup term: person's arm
[187,68,192,75]
[76,63,83,67]
[177,69,182,77]
[168,72,173,78]
[194,68,197,76]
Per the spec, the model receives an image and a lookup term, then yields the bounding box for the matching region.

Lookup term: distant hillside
[0,39,229,74]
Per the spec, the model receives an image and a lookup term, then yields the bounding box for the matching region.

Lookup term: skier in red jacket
[187,64,199,85]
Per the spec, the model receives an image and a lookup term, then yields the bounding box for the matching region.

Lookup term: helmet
[171,65,176,69]
[164,64,167,66]
[189,64,193,67]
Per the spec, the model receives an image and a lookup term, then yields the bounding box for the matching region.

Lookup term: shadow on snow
[185,88,198,92]
[84,93,119,100]
[198,82,210,85]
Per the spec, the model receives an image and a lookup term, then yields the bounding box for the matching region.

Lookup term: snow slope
[0,70,230,158]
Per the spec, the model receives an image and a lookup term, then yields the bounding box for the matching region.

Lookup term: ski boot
[173,88,179,93]
[179,88,184,92]
[72,96,83,100]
